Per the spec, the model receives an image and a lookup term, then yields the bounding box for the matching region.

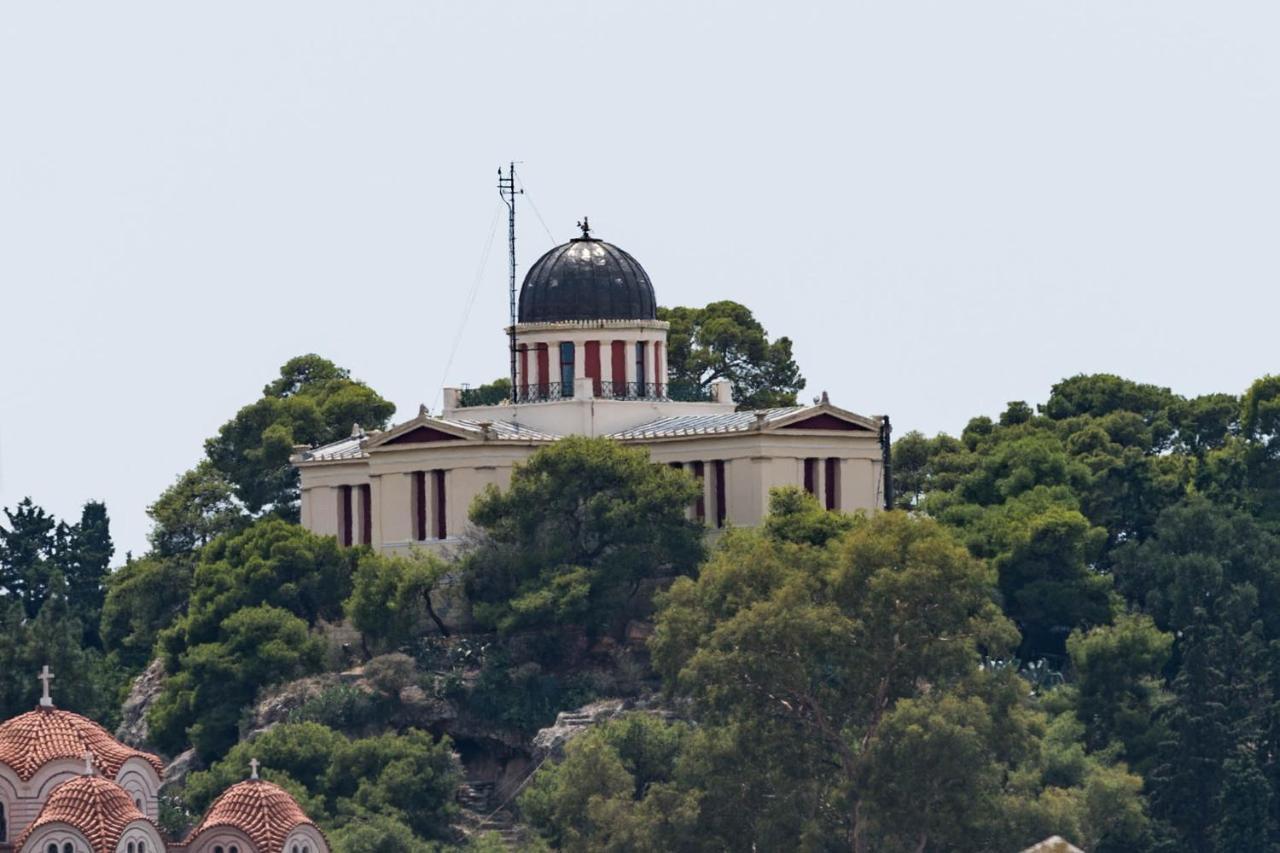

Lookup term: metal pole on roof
[498,164,522,403]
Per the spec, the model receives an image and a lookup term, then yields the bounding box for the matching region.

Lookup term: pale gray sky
[2,2,1277,559]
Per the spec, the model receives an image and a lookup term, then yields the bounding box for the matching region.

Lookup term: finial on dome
[250,758,260,781]
[418,403,428,418]
[83,751,95,776]
[820,391,830,405]
[38,665,55,708]
[577,216,591,239]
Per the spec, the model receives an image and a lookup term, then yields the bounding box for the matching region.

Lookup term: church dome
[16,775,151,853]
[518,220,657,323]
[0,707,164,781]
[188,779,320,853]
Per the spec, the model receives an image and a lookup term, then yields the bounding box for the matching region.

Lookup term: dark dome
[518,231,656,323]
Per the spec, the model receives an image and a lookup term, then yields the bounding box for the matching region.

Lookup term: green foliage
[183,722,460,845]
[101,553,194,671]
[205,354,394,515]
[146,460,246,556]
[150,604,325,757]
[460,377,512,407]
[0,498,113,632]
[465,437,703,638]
[347,551,451,652]
[642,510,1142,850]
[148,519,354,755]
[658,300,805,409]
[762,486,858,547]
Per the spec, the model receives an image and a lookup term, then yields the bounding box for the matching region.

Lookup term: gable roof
[609,403,882,440]
[293,414,560,464]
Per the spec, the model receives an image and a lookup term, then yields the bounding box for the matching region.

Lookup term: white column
[600,339,614,384]
[353,484,370,545]
[573,340,586,380]
[380,473,413,545]
[528,344,541,389]
[624,338,637,385]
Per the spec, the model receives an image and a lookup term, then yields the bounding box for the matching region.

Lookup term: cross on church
[38,665,54,708]
[577,216,591,239]
[250,758,260,781]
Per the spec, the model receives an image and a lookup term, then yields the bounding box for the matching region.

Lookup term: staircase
[457,780,523,848]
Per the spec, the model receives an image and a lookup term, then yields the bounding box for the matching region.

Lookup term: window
[47,844,58,853]
[214,847,224,853]
[138,843,146,853]
[339,485,353,546]
[128,843,135,853]
[64,843,74,853]
[559,342,575,395]
[713,460,727,528]
[413,471,428,541]
[635,341,647,387]
[0,800,6,842]
[229,847,239,853]
[434,470,448,540]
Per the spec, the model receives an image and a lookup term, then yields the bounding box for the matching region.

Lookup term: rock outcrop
[116,659,166,748]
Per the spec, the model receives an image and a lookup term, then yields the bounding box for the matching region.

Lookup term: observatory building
[292,220,891,554]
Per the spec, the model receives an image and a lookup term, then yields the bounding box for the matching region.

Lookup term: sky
[1,1,1277,560]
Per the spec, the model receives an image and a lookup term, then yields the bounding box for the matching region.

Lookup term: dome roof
[189,779,319,853]
[16,775,151,853]
[0,707,164,781]
[518,222,656,323]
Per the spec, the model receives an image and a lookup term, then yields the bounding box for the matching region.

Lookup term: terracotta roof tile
[187,780,319,853]
[0,708,164,781]
[15,776,152,853]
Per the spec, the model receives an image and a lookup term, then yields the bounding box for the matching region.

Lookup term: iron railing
[454,380,713,407]
[513,382,567,403]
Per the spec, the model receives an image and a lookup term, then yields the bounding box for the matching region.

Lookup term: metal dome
[518,220,657,323]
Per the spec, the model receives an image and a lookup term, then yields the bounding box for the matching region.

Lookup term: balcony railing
[454,380,714,407]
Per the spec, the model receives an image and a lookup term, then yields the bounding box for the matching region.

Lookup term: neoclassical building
[294,223,892,553]
[0,671,328,853]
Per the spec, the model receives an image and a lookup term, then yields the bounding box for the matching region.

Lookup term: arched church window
[0,799,6,842]
[128,843,135,853]
[47,844,58,853]
[229,846,239,853]
[214,846,224,853]
[138,842,146,853]
[64,843,75,853]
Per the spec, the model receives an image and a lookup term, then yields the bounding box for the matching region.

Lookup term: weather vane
[577,216,591,239]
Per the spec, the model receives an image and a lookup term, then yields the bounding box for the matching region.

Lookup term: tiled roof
[297,418,560,462]
[0,707,164,781]
[187,780,318,853]
[296,434,367,462]
[608,407,805,439]
[447,418,560,441]
[15,776,150,853]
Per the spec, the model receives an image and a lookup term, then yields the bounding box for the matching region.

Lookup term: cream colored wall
[441,395,736,438]
[296,428,885,555]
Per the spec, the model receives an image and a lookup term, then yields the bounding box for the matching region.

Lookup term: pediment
[769,404,880,434]
[778,412,874,432]
[383,425,467,445]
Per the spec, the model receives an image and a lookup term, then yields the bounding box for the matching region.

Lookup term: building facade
[0,672,329,853]
[294,223,891,554]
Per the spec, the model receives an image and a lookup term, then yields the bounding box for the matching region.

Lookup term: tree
[100,553,195,670]
[147,461,245,556]
[0,498,57,615]
[183,721,460,847]
[150,604,325,758]
[651,510,1023,850]
[346,551,453,651]
[465,437,703,638]
[659,301,804,409]
[1065,614,1172,771]
[205,354,394,516]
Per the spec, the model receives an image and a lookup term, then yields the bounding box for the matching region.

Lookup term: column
[624,338,638,385]
[600,339,614,384]
[574,339,586,381]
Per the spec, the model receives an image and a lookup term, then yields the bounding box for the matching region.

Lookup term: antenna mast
[497,163,522,403]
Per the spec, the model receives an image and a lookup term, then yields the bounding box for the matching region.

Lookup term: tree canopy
[659,300,805,409]
[205,354,394,516]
